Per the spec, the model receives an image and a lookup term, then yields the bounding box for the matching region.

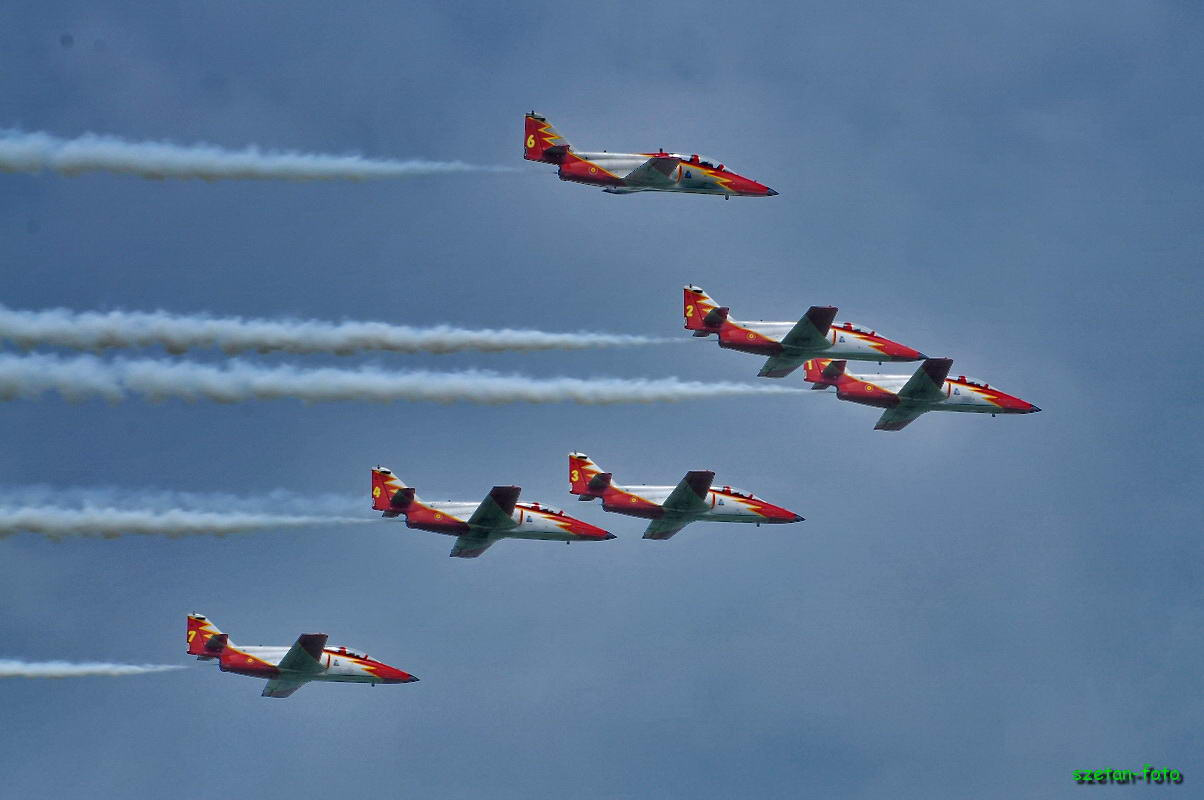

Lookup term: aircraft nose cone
[604,533,617,540]
[766,188,779,196]
[1029,405,1042,413]
[792,514,806,522]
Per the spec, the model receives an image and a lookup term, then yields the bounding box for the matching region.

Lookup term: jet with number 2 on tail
[372,466,615,558]
[684,285,926,378]
[186,613,418,698]
[524,112,778,198]
[803,358,1041,431]
[568,453,803,540]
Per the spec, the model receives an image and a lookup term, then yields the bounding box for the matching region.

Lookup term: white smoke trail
[0,305,671,355]
[0,506,370,539]
[0,353,806,405]
[0,660,184,678]
[0,486,361,517]
[0,130,512,181]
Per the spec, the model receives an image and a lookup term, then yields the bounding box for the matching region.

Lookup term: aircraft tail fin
[525,112,571,163]
[187,613,229,658]
[683,285,729,335]
[569,452,611,498]
[804,358,847,388]
[372,466,415,517]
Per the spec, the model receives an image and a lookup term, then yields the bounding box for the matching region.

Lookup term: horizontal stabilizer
[587,472,612,493]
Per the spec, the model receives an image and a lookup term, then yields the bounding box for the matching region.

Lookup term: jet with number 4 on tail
[803,358,1041,431]
[684,285,926,378]
[186,613,418,699]
[524,112,777,197]
[567,453,803,540]
[371,466,614,558]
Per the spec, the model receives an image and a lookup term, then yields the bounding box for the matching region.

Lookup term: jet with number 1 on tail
[186,613,418,698]
[684,285,926,378]
[803,358,1041,431]
[372,466,614,558]
[524,112,778,198]
[568,453,803,540]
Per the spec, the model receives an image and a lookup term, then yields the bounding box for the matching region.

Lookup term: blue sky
[1,2,1199,798]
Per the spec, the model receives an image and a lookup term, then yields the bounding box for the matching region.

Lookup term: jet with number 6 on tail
[803,358,1041,431]
[568,453,803,540]
[372,466,615,558]
[524,112,777,198]
[684,285,926,378]
[186,613,418,698]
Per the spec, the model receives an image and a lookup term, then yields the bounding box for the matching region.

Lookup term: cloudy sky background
[1,2,1199,798]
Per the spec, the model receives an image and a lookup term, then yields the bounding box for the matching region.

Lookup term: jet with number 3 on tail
[803,358,1041,431]
[372,466,615,558]
[524,112,778,198]
[567,453,803,540]
[186,613,418,698]
[684,285,926,378]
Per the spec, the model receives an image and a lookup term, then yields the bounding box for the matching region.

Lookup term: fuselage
[712,318,923,362]
[400,499,612,542]
[824,369,1038,414]
[588,483,801,524]
[215,643,414,685]
[558,151,777,197]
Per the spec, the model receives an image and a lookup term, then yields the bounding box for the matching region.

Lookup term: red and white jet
[371,466,615,558]
[186,613,417,699]
[684,285,926,378]
[524,112,777,197]
[803,358,1041,431]
[567,453,803,540]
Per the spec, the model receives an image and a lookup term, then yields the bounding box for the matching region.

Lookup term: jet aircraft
[371,466,615,558]
[684,285,926,378]
[524,112,777,197]
[567,453,803,540]
[803,358,1041,431]
[186,613,418,698]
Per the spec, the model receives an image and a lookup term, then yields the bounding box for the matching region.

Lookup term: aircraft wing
[662,470,714,514]
[276,633,328,675]
[449,535,497,558]
[641,514,694,540]
[757,353,809,379]
[778,306,839,350]
[624,156,681,187]
[466,486,521,532]
[261,677,310,698]
[897,358,953,403]
[873,405,929,431]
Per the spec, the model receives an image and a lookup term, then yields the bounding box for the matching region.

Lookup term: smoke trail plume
[0,507,370,539]
[0,305,670,355]
[0,660,183,678]
[0,486,361,517]
[0,353,806,405]
[0,130,511,181]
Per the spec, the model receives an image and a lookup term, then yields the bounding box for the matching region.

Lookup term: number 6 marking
[526,135,535,148]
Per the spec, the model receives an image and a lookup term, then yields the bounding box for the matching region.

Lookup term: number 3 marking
[570,469,580,482]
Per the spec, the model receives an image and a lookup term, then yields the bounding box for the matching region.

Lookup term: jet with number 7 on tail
[803,358,1041,431]
[371,466,615,558]
[186,613,418,698]
[684,285,926,378]
[524,112,778,197]
[568,453,803,540]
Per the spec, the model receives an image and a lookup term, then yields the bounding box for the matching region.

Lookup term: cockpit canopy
[719,485,757,499]
[956,375,990,388]
[836,321,876,335]
[669,153,727,171]
[523,501,566,516]
[331,645,368,660]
